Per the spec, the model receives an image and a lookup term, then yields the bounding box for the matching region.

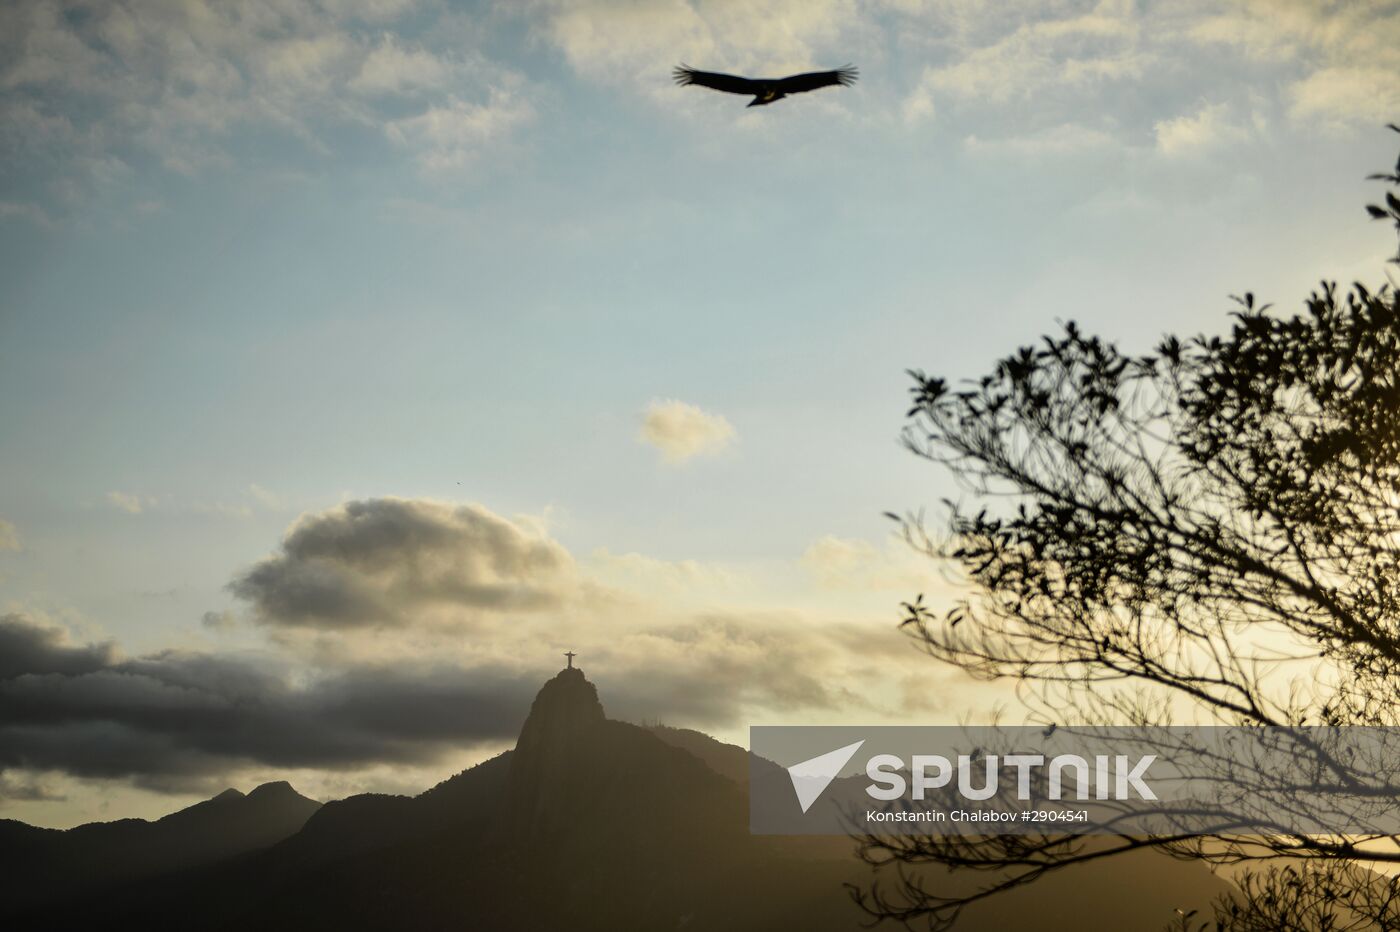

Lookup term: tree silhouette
[857,127,1400,931]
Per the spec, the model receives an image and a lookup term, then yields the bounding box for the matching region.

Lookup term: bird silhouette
[673,65,857,107]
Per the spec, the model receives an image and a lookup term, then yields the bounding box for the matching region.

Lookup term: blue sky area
[2,0,1398,824]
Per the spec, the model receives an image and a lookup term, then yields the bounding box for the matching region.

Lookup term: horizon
[4,0,1400,832]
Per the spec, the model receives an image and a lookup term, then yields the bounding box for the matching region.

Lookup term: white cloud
[1154,101,1247,155]
[385,89,535,172]
[897,0,1396,147]
[1186,12,1300,62]
[349,34,457,95]
[1183,0,1400,128]
[0,0,533,208]
[6,0,1398,211]
[1289,67,1400,127]
[921,4,1144,106]
[523,0,859,86]
[0,519,20,551]
[638,399,736,464]
[901,69,936,124]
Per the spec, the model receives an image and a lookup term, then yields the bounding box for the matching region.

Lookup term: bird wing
[673,66,762,96]
[774,66,858,94]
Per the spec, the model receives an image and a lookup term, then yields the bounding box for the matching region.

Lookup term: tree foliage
[858,128,1400,930]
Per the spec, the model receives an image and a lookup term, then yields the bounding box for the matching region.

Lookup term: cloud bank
[1,498,951,801]
[3,0,1398,226]
[0,611,537,789]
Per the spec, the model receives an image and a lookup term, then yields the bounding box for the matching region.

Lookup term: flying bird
[673,64,858,108]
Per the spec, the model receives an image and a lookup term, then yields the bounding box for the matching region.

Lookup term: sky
[2,0,1399,827]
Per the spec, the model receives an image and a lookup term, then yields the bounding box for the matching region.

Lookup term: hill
[0,779,320,913]
[0,667,1236,930]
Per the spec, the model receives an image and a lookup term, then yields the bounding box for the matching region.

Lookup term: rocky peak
[508,666,608,836]
[514,667,604,754]
[247,780,300,802]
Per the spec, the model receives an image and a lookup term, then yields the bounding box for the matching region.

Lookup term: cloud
[522,0,860,86]
[385,88,535,173]
[200,610,238,632]
[919,4,1144,107]
[901,72,936,124]
[229,498,577,629]
[638,399,736,464]
[0,615,541,788]
[1154,101,1247,155]
[1288,67,1400,126]
[0,772,66,805]
[895,0,1397,149]
[349,33,458,96]
[0,519,19,551]
[0,613,115,680]
[0,608,918,790]
[1183,0,1400,128]
[0,0,532,211]
[0,499,968,796]
[105,491,149,514]
[6,0,1398,215]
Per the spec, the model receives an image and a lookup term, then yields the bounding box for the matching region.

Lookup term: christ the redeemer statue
[564,651,577,669]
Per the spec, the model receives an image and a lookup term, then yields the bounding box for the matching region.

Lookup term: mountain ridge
[0,779,322,914]
[0,667,1237,930]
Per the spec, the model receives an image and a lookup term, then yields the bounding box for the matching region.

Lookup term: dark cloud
[200,610,236,631]
[0,500,935,795]
[0,614,538,788]
[0,609,931,793]
[229,498,573,629]
[0,614,115,680]
[0,610,886,791]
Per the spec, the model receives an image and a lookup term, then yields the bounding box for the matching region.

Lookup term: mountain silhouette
[0,667,1238,929]
[0,779,320,914]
